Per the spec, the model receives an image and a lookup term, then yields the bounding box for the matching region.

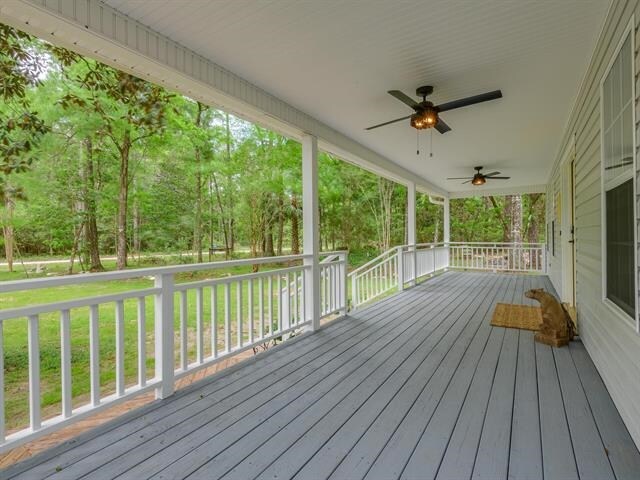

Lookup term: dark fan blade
[483,171,501,177]
[365,115,413,131]
[388,90,419,109]
[487,176,510,179]
[437,90,503,112]
[447,177,473,180]
[434,118,451,134]
[462,179,473,184]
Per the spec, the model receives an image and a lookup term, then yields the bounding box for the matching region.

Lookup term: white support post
[396,246,405,292]
[444,197,451,270]
[340,252,348,315]
[444,197,450,243]
[154,273,175,399]
[407,182,417,286]
[302,134,320,331]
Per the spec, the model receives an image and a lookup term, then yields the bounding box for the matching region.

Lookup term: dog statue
[525,288,575,347]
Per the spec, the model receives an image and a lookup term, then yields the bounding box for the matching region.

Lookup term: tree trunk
[116,131,131,270]
[210,170,230,258]
[276,194,284,256]
[132,199,141,258]
[193,103,205,263]
[510,195,523,244]
[264,227,275,257]
[291,195,300,254]
[2,193,14,273]
[82,138,104,272]
[224,112,235,256]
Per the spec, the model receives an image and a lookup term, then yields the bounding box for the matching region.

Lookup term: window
[601,24,637,324]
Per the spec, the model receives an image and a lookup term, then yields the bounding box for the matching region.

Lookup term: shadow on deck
[3,271,640,480]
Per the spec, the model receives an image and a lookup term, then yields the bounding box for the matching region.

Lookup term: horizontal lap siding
[547,0,640,449]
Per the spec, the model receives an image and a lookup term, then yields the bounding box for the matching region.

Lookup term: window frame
[599,16,639,332]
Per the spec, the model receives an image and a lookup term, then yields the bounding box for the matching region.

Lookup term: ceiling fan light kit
[365,85,502,133]
[447,166,511,186]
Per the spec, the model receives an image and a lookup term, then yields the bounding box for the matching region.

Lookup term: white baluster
[28,315,40,431]
[137,298,146,387]
[179,290,188,370]
[211,285,218,358]
[89,305,100,406]
[61,309,72,417]
[196,287,203,364]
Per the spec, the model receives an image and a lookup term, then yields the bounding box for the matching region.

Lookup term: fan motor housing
[416,85,434,98]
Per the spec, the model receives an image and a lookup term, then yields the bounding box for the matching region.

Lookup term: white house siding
[547,0,640,449]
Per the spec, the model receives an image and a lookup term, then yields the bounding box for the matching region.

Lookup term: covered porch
[3,271,639,480]
[2,0,640,477]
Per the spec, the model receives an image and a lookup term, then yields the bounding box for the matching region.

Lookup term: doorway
[560,149,577,307]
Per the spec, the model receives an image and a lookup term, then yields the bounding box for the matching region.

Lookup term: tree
[58,58,171,269]
[0,25,49,271]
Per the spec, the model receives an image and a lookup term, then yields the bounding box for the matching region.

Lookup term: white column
[444,197,451,271]
[407,182,417,286]
[154,273,175,399]
[302,134,321,330]
[444,197,451,243]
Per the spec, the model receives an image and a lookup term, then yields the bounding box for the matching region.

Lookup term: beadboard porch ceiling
[103,0,608,196]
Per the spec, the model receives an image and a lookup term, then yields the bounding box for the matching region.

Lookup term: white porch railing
[448,242,546,273]
[0,243,545,451]
[0,253,348,453]
[348,242,546,308]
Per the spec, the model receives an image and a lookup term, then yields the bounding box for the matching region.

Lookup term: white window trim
[599,15,639,333]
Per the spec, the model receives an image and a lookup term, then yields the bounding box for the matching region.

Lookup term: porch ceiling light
[471,174,486,186]
[410,106,439,130]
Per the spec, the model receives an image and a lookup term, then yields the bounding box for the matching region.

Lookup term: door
[561,155,577,307]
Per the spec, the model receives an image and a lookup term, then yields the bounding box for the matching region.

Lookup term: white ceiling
[105,0,609,195]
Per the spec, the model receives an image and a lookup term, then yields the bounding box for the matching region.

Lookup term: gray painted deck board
[3,272,639,480]
[537,340,579,480]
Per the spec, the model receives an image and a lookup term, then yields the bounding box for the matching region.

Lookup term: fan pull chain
[430,128,433,158]
[416,130,420,155]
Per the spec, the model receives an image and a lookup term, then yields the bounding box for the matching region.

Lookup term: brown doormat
[491,303,542,331]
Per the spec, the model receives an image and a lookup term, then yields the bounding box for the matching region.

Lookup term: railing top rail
[174,264,309,291]
[0,254,310,293]
[0,287,161,321]
[319,250,348,256]
[448,241,545,246]
[414,242,447,248]
[347,247,397,277]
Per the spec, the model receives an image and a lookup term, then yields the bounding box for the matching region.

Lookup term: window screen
[602,30,636,321]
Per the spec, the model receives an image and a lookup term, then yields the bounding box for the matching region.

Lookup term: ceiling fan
[365,85,502,133]
[447,166,510,186]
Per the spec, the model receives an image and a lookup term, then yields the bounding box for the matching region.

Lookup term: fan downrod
[415,85,434,99]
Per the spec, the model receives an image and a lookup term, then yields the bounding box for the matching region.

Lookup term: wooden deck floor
[3,271,640,480]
